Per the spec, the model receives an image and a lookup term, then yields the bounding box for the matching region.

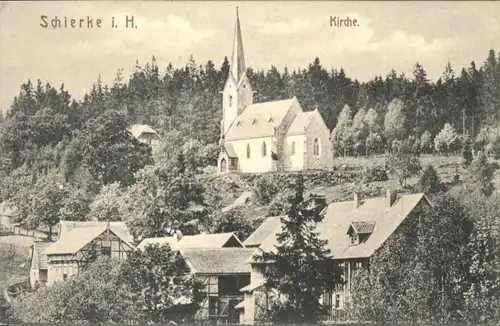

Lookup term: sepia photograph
[0,1,499,324]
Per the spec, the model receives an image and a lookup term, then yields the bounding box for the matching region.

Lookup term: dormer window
[252,118,258,125]
[268,117,274,123]
[236,121,242,126]
[350,233,359,245]
[347,221,376,246]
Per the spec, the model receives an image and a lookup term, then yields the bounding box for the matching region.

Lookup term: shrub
[253,174,279,205]
[363,165,389,182]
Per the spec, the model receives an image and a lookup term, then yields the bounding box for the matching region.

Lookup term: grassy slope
[235,155,500,220]
[0,239,31,295]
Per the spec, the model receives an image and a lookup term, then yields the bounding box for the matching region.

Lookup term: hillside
[214,154,500,221]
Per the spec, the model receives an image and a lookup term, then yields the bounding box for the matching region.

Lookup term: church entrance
[220,158,227,172]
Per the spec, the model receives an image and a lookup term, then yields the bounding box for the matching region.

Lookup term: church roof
[225,97,298,141]
[223,143,238,158]
[286,110,316,135]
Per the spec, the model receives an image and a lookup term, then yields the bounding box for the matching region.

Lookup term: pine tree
[258,174,342,322]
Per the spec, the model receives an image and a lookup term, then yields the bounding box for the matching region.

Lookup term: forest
[0,48,499,324]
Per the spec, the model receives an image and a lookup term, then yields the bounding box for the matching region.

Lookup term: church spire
[231,6,246,83]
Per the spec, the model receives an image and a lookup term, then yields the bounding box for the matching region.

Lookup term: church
[217,9,333,174]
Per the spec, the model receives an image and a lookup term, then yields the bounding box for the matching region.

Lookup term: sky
[1,1,499,113]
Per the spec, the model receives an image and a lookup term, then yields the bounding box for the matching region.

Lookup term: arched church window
[229,95,233,107]
[247,144,251,159]
[291,142,296,155]
[262,142,267,157]
[313,138,320,156]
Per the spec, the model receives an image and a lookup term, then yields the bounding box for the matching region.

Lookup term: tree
[88,182,129,222]
[126,154,206,242]
[9,257,139,323]
[461,135,473,166]
[121,243,202,323]
[384,98,407,142]
[348,195,473,323]
[363,108,380,133]
[419,164,442,194]
[208,207,256,241]
[420,130,433,154]
[365,132,383,156]
[15,171,73,240]
[462,191,500,322]
[330,104,354,156]
[253,174,279,205]
[257,174,342,322]
[386,141,421,186]
[470,151,495,197]
[77,110,153,187]
[434,123,459,155]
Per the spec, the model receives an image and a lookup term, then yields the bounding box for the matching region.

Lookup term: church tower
[221,7,254,138]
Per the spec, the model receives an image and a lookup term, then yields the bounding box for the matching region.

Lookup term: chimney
[386,189,397,207]
[354,192,360,208]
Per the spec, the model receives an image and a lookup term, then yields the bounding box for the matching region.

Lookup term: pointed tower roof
[231,7,246,83]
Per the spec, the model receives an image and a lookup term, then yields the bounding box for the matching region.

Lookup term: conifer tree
[258,174,342,322]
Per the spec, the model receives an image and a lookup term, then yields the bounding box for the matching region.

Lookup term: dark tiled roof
[243,216,282,247]
[350,221,376,234]
[181,248,255,274]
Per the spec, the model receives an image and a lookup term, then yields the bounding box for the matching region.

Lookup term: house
[29,241,53,288]
[237,190,431,324]
[137,232,253,323]
[137,232,244,251]
[128,124,163,153]
[39,221,134,286]
[217,9,333,173]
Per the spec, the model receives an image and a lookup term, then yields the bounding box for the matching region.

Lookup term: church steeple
[231,6,246,83]
[220,7,253,137]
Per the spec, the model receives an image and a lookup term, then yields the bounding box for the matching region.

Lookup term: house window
[313,138,320,156]
[291,141,296,155]
[246,144,251,159]
[228,95,233,107]
[350,233,359,245]
[262,142,267,156]
[101,245,111,257]
[63,273,68,281]
[335,294,340,308]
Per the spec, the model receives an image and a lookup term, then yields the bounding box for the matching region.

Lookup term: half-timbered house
[43,221,134,286]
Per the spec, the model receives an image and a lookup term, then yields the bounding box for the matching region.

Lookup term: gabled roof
[46,225,106,255]
[47,222,134,256]
[128,124,159,139]
[286,111,315,136]
[137,232,243,251]
[181,248,255,274]
[31,241,53,270]
[254,193,430,260]
[223,143,238,158]
[243,216,282,247]
[58,220,133,244]
[225,97,299,141]
[349,221,376,234]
